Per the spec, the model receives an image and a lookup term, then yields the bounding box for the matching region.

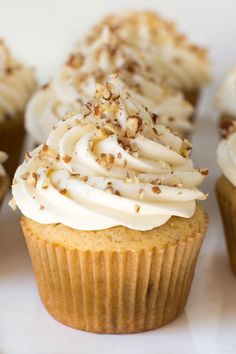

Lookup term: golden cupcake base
[0,113,25,180]
[216,175,236,274]
[21,205,207,334]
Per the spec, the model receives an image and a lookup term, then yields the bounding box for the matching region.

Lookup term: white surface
[1,0,236,353]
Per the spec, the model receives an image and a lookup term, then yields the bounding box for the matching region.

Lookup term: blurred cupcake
[216,130,236,273]
[0,39,36,179]
[0,151,9,208]
[92,11,212,105]
[215,68,236,138]
[26,26,193,144]
[12,76,208,333]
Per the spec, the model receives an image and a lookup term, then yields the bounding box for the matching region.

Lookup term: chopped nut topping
[152,186,161,194]
[98,153,115,169]
[126,115,142,138]
[60,189,67,195]
[27,172,39,188]
[39,205,45,210]
[180,139,192,158]
[151,178,161,185]
[117,152,122,159]
[80,175,88,182]
[197,168,209,176]
[21,172,30,180]
[66,53,84,68]
[42,144,49,152]
[63,155,72,163]
[134,204,140,213]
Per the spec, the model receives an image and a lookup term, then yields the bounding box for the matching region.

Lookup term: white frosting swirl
[217,132,236,186]
[0,40,36,122]
[25,83,82,143]
[0,151,8,176]
[93,11,211,91]
[13,77,207,231]
[215,68,236,117]
[26,26,193,144]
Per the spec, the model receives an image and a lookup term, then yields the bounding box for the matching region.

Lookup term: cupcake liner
[0,113,25,180]
[216,176,236,274]
[22,218,206,334]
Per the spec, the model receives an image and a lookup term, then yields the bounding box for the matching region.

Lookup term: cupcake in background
[216,129,236,273]
[91,10,212,106]
[26,25,194,144]
[0,151,9,209]
[13,76,208,333]
[215,68,236,138]
[25,82,81,144]
[0,39,37,179]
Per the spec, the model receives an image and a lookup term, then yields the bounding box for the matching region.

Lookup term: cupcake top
[217,131,236,186]
[12,77,207,231]
[0,151,8,176]
[215,68,236,117]
[92,11,211,92]
[26,25,193,144]
[0,39,36,122]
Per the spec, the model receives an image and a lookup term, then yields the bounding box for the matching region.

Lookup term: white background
[1,1,236,354]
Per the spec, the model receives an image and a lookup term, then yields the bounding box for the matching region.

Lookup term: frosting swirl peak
[13,77,207,231]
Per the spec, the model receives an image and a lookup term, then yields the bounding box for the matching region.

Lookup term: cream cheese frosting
[26,25,193,144]
[25,83,82,144]
[217,132,236,186]
[92,11,212,92]
[0,39,36,122]
[13,77,207,231]
[215,68,236,117]
[0,151,8,176]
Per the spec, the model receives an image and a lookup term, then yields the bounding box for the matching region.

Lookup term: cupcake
[93,11,212,105]
[26,25,193,145]
[216,130,236,273]
[215,68,236,138]
[12,77,208,333]
[0,39,36,179]
[0,151,9,208]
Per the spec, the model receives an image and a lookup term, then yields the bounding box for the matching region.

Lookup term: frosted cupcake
[216,130,236,273]
[215,68,236,138]
[92,11,212,105]
[12,77,208,333]
[26,26,193,144]
[0,39,36,178]
[0,151,9,209]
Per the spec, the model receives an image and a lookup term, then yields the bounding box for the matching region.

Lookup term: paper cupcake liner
[0,113,25,180]
[22,221,206,334]
[216,176,236,274]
